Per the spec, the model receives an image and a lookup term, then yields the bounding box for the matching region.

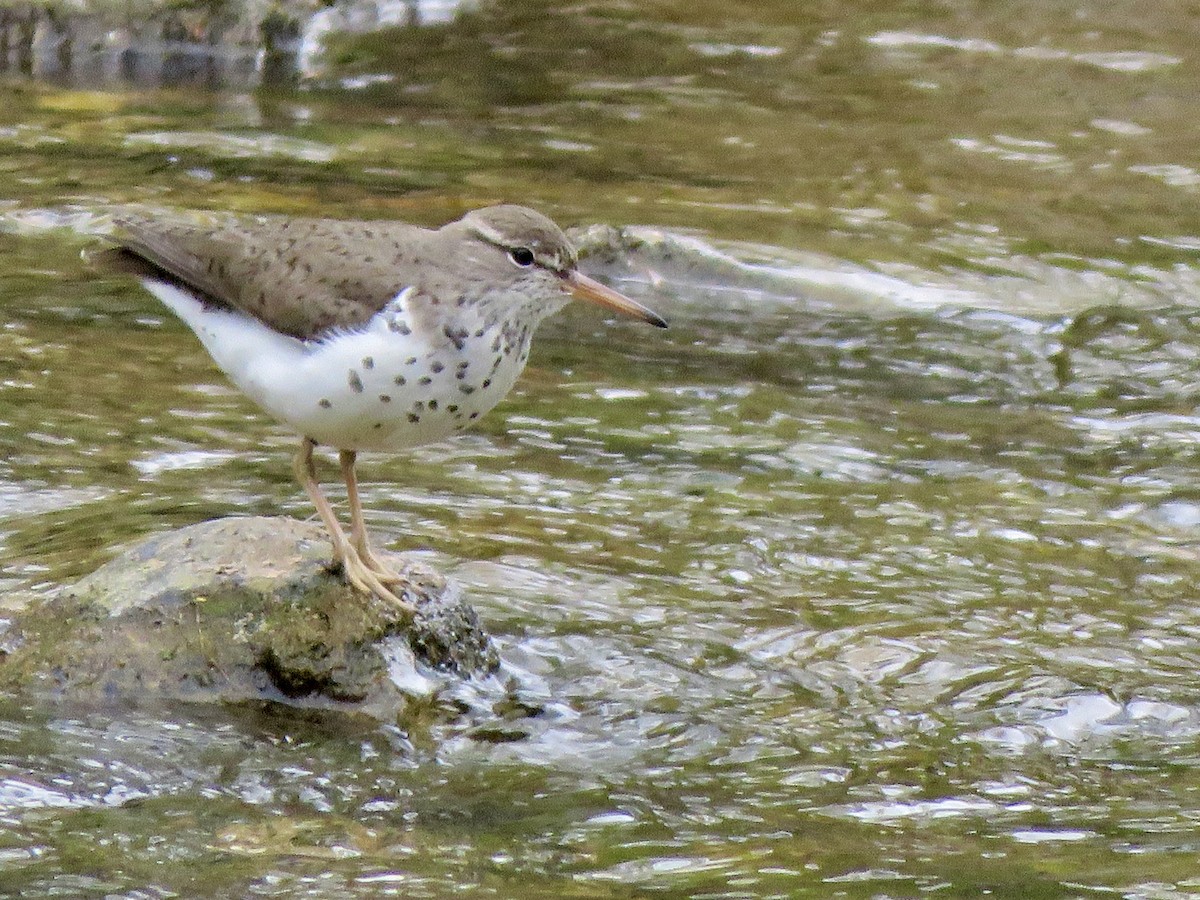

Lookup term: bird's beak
[564,270,668,328]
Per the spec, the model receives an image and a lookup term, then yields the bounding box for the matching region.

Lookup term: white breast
[143,280,536,451]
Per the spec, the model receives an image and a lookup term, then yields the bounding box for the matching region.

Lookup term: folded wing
[110,210,434,342]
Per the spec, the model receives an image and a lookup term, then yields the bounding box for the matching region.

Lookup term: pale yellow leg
[339,449,403,584]
[293,438,414,613]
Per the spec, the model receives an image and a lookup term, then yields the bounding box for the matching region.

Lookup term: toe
[341,546,417,614]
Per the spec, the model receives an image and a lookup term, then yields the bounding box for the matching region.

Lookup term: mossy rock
[0,517,499,720]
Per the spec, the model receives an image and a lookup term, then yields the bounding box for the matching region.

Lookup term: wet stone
[0,517,499,715]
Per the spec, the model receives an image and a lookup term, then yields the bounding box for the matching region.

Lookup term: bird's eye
[509,247,535,268]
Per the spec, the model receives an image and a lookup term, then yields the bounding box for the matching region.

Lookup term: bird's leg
[293,438,414,613]
[339,449,404,585]
[294,438,356,569]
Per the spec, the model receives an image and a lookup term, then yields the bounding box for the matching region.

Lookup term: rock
[0,516,499,718]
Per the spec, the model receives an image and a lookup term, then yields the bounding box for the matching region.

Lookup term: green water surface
[2,0,1200,896]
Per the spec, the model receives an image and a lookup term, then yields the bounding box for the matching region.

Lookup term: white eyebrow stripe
[468,221,509,247]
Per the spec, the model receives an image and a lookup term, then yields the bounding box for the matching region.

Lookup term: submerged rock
[0,516,499,718]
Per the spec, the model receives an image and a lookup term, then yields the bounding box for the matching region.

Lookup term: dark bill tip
[565,271,668,328]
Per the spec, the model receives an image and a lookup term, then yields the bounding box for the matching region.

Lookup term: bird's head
[453,205,667,328]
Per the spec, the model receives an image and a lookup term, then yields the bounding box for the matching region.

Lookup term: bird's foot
[335,545,417,615]
[363,554,406,586]
[351,541,408,586]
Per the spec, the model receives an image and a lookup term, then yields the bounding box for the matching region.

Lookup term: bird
[102,204,667,613]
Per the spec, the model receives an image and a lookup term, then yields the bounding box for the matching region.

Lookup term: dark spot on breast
[431,361,444,373]
[482,378,492,389]
[348,370,364,393]
[362,356,375,369]
[406,356,418,365]
[491,334,502,353]
[447,404,459,413]
[418,376,432,386]
[412,401,424,411]
[394,375,407,385]
[319,398,332,409]
[443,325,468,350]
[474,328,485,338]
[459,384,476,395]
[429,399,438,410]
[390,320,412,335]
[407,412,420,423]
[374,422,382,429]
[469,412,479,419]
[380,394,391,403]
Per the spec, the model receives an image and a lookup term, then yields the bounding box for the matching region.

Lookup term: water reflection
[0,0,480,89]
[0,8,266,87]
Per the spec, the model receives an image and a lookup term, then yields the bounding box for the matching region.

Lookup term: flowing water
[2,0,1200,896]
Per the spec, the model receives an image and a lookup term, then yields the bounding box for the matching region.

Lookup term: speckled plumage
[108,204,666,611]
[116,204,579,341]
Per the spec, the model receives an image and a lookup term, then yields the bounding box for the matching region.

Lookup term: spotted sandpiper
[105,205,667,612]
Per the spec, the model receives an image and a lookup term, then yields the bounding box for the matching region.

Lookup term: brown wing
[111,210,437,341]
